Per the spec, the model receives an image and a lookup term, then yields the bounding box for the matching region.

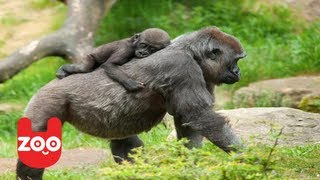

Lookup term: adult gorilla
[17,27,246,179]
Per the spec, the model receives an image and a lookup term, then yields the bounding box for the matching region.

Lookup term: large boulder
[220,107,320,145]
[167,107,320,146]
[233,76,320,113]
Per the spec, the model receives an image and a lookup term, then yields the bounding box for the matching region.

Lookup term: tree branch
[0,33,64,81]
[0,0,116,83]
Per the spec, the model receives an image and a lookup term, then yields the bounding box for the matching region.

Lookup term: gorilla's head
[132,28,171,58]
[172,27,246,85]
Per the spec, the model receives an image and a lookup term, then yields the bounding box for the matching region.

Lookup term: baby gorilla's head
[132,28,170,58]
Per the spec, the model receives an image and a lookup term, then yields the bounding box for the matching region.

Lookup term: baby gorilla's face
[133,28,171,58]
[134,42,163,58]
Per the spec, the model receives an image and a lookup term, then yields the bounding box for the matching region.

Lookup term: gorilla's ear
[205,37,220,60]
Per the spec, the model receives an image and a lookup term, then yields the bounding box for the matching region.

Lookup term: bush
[99,140,277,179]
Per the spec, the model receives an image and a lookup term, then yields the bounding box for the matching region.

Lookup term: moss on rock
[298,96,320,113]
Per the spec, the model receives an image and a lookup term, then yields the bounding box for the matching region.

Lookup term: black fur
[110,135,144,163]
[17,27,246,179]
[56,28,170,92]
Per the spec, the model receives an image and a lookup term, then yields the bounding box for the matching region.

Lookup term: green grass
[0,57,65,103]
[278,144,320,177]
[29,0,62,9]
[0,40,5,48]
[0,14,26,26]
[96,142,320,179]
[0,110,318,178]
[49,2,67,31]
[1,134,319,179]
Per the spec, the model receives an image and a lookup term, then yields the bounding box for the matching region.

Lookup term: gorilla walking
[17,27,246,179]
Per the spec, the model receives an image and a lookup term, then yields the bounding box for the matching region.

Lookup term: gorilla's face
[194,27,246,85]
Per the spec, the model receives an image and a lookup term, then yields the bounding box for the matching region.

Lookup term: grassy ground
[0,0,319,179]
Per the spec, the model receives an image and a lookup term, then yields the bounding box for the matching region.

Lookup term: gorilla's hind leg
[110,135,144,164]
[16,125,45,180]
[16,159,44,180]
[16,116,53,180]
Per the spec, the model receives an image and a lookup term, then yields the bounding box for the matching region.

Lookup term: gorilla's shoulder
[144,49,195,67]
[154,49,192,59]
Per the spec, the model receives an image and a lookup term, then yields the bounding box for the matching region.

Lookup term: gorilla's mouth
[223,74,240,84]
[232,72,240,80]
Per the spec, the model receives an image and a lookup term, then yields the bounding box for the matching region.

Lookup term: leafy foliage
[0,57,65,103]
[99,140,276,179]
[30,0,61,9]
[96,0,320,91]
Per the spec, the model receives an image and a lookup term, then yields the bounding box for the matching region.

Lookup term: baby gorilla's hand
[124,80,145,92]
[56,66,70,79]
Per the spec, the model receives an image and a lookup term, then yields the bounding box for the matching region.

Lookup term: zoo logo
[17,117,62,168]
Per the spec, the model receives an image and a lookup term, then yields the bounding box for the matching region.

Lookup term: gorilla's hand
[123,80,145,92]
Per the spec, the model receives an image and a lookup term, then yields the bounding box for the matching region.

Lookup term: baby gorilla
[56,28,170,91]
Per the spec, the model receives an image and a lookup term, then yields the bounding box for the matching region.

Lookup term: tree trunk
[0,0,116,83]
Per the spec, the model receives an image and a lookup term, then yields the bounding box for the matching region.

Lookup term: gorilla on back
[17,27,246,179]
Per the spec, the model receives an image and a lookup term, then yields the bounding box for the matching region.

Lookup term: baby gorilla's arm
[56,55,96,79]
[56,42,115,79]
[101,50,145,92]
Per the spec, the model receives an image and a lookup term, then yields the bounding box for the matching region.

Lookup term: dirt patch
[0,0,65,58]
[0,158,15,174]
[0,148,110,174]
[50,148,110,170]
[214,86,232,110]
[0,103,24,112]
[260,0,320,21]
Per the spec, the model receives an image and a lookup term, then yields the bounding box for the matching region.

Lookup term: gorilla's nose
[233,68,240,75]
[137,51,149,57]
[232,66,240,76]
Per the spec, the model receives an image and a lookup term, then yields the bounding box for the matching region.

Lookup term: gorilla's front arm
[162,54,242,152]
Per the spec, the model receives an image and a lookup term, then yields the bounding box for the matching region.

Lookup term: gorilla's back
[24,48,193,138]
[25,68,166,139]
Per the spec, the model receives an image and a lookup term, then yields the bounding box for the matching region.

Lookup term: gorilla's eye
[208,48,221,60]
[150,47,157,52]
[211,48,221,55]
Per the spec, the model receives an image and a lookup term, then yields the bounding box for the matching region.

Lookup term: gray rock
[233,76,320,112]
[168,107,320,146]
[220,107,320,145]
